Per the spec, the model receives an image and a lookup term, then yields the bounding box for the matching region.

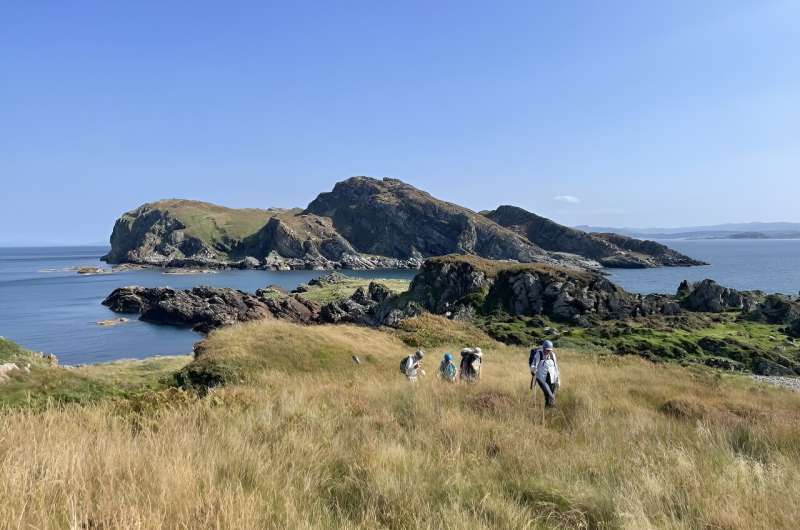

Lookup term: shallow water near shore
[2,240,800,364]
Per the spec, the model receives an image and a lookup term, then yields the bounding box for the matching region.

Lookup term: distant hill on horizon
[576,222,800,240]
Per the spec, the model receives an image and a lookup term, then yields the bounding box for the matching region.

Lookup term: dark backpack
[461,354,479,379]
[400,356,412,374]
[528,348,538,367]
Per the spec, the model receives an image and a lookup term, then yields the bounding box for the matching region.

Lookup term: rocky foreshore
[102,278,405,333]
[103,254,800,335]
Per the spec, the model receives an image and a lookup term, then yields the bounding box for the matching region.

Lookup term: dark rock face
[306,177,551,264]
[484,205,705,268]
[318,281,405,326]
[406,256,681,326]
[407,259,491,314]
[102,280,402,331]
[238,215,356,264]
[788,319,800,338]
[263,296,320,323]
[105,206,219,265]
[678,279,763,313]
[746,294,800,325]
[102,286,275,333]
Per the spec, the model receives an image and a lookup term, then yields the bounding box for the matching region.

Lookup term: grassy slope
[0,338,190,408]
[148,199,281,250]
[479,312,800,373]
[296,277,411,304]
[2,321,799,529]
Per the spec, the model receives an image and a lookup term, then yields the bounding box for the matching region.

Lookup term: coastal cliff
[104,176,703,271]
[483,205,706,268]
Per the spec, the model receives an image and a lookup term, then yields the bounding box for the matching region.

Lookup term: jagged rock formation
[742,294,800,338]
[305,177,551,263]
[104,177,702,271]
[406,255,680,326]
[483,205,705,268]
[677,279,763,312]
[103,286,275,332]
[102,279,404,331]
[104,200,276,266]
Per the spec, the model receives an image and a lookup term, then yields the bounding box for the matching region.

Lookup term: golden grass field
[2,318,799,529]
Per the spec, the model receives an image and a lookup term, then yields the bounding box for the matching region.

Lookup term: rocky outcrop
[741,294,800,338]
[788,318,800,338]
[406,255,681,326]
[318,282,416,326]
[104,200,248,266]
[677,280,763,313]
[104,177,701,272]
[696,337,800,376]
[305,177,557,264]
[102,286,279,333]
[746,294,800,324]
[101,280,403,331]
[484,205,705,268]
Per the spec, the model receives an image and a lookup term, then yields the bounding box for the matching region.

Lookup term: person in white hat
[529,340,560,407]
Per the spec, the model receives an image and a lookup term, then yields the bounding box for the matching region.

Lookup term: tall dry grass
[1,320,799,529]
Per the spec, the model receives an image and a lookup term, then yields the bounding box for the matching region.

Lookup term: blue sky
[2,1,799,244]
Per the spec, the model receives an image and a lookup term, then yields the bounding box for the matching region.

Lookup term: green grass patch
[476,312,800,375]
[0,336,191,409]
[296,277,410,304]
[145,199,278,254]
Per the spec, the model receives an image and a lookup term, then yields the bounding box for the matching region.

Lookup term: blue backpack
[443,362,457,381]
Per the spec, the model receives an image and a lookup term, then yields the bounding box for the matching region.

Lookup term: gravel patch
[751,375,800,391]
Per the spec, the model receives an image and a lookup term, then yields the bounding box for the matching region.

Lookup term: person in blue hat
[438,352,457,382]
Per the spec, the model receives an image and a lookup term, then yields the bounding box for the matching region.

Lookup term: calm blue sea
[1,240,799,364]
[0,247,415,364]
[608,239,800,296]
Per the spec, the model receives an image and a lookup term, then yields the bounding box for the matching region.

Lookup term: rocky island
[102,177,704,271]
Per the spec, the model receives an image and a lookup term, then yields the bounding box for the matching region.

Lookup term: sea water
[0,246,415,364]
[2,240,799,364]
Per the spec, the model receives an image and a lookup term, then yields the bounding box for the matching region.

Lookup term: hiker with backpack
[400,349,425,382]
[459,347,483,383]
[530,340,560,408]
[438,352,457,382]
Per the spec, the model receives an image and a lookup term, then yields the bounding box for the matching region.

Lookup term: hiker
[438,352,457,382]
[529,340,560,408]
[459,347,483,383]
[400,349,425,382]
